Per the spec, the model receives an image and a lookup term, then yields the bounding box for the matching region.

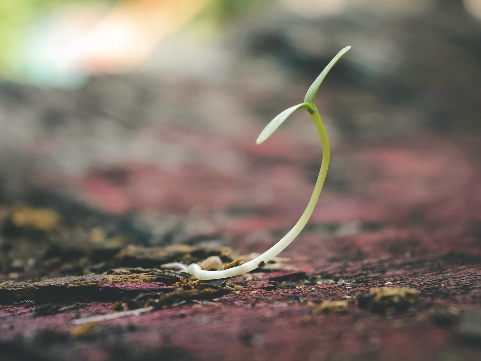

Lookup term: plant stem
[188,107,329,280]
[303,106,330,226]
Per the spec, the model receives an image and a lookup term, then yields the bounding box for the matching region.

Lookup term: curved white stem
[183,46,351,280]
[187,110,329,280]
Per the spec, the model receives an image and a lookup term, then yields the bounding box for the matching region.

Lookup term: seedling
[180,46,351,280]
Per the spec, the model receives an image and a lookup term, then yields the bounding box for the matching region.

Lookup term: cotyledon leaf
[256,46,351,145]
[256,103,307,144]
[304,46,351,106]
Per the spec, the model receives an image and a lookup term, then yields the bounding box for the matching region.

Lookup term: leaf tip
[304,46,352,105]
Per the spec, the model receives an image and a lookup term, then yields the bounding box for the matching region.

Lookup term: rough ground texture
[1,2,481,360]
[1,129,480,361]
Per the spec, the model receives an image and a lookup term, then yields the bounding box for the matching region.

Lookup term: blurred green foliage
[0,0,273,76]
[0,0,113,75]
[206,0,274,22]
[183,0,275,39]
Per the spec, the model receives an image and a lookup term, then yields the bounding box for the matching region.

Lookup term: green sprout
[181,46,351,280]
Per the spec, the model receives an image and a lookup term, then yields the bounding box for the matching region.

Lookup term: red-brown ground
[1,129,481,361]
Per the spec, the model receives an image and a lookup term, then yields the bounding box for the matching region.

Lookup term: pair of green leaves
[256,46,351,145]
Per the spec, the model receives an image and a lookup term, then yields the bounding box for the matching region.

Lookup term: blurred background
[1,0,481,277]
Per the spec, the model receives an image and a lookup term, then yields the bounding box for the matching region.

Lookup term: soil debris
[104,268,184,284]
[223,258,245,270]
[70,322,99,339]
[173,279,203,290]
[116,245,235,269]
[199,256,223,271]
[316,300,349,314]
[150,279,232,309]
[0,274,103,305]
[357,287,419,315]
[110,301,124,311]
[8,207,60,232]
[0,269,185,304]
